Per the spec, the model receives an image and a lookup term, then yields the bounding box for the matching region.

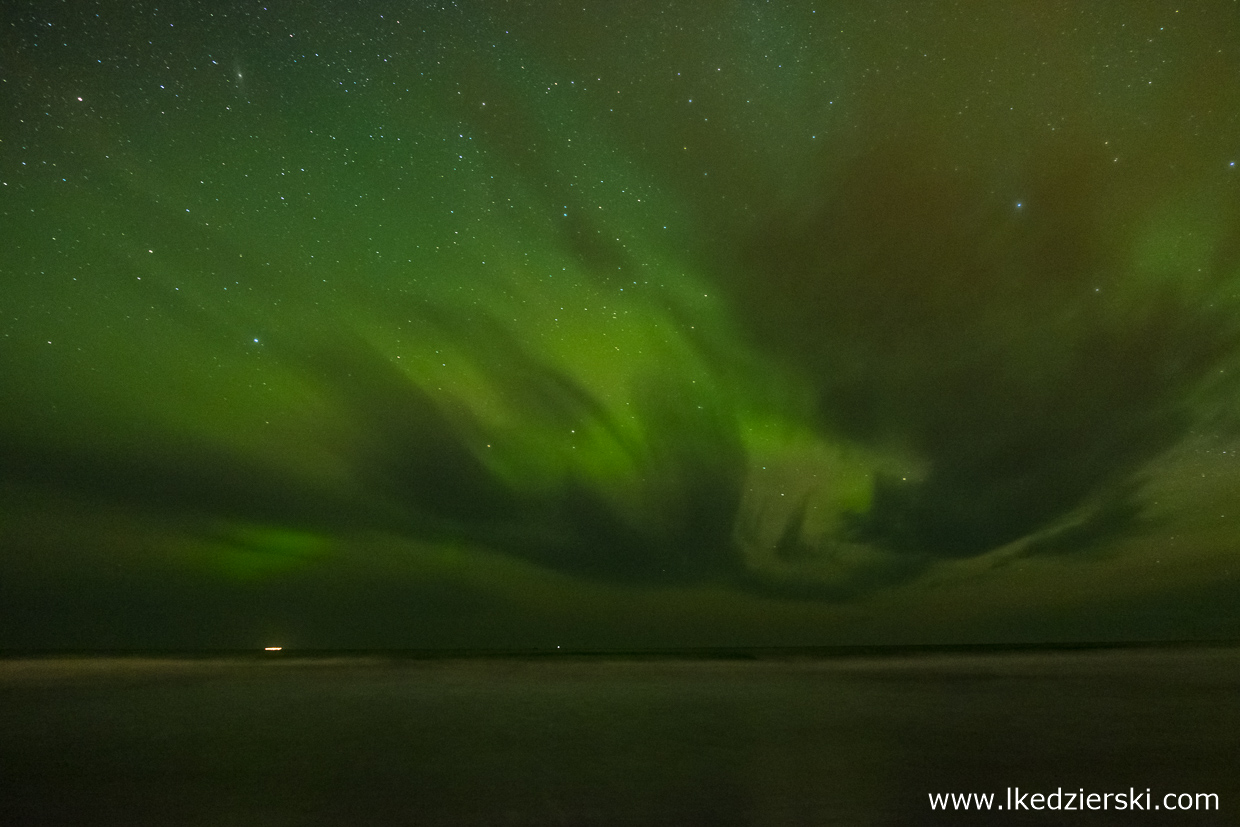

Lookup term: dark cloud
[726,140,1240,557]
[0,420,365,533]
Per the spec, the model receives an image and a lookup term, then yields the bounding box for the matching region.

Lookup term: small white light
[264,647,282,651]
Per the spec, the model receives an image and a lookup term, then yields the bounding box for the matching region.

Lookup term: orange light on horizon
[264,647,282,651]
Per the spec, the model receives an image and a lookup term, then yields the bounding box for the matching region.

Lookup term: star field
[2,0,1240,648]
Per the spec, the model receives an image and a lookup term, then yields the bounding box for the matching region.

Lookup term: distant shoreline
[2,638,1237,664]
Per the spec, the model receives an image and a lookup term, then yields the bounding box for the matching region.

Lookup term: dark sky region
[2,0,1240,649]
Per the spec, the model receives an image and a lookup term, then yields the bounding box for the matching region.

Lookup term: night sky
[3,0,1240,649]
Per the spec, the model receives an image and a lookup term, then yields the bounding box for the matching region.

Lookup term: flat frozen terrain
[1,647,1235,825]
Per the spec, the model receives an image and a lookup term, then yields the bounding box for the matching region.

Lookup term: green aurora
[3,0,1240,648]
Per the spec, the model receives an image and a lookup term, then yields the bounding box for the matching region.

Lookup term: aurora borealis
[4,0,1240,648]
